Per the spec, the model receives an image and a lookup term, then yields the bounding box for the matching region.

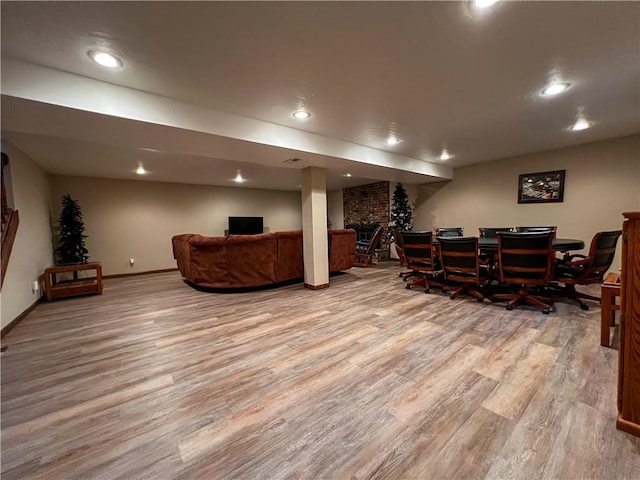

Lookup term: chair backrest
[516,226,557,237]
[581,230,623,282]
[479,227,512,238]
[401,231,438,271]
[438,236,482,283]
[497,231,554,286]
[360,225,383,254]
[435,227,464,237]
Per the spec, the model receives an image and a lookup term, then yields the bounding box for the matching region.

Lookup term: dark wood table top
[404,232,586,252]
[476,237,585,252]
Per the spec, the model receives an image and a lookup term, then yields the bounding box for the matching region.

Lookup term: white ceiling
[1,1,639,191]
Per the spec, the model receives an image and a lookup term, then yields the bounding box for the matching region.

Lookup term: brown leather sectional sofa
[172,229,356,289]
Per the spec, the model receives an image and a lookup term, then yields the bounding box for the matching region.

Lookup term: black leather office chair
[493,231,555,314]
[516,226,557,237]
[478,228,512,275]
[402,231,443,293]
[479,227,512,238]
[555,230,622,309]
[438,236,489,301]
[394,231,417,280]
[435,227,464,237]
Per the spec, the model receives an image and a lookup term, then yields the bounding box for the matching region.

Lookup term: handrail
[1,209,19,289]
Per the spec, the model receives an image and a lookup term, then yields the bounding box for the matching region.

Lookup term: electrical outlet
[32,280,39,293]
[129,258,135,266]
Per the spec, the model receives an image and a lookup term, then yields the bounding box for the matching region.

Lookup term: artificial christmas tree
[389,182,413,235]
[388,183,413,261]
[56,194,89,265]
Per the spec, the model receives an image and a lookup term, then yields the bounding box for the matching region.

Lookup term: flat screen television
[228,216,263,235]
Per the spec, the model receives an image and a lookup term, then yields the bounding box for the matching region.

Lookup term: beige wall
[49,176,302,276]
[414,135,640,271]
[1,142,53,328]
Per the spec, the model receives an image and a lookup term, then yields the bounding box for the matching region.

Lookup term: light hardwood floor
[2,263,639,479]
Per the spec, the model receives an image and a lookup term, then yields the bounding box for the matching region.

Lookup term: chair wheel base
[506,305,513,311]
[450,294,456,300]
[581,304,589,311]
[406,285,411,290]
[542,309,550,314]
[476,297,484,303]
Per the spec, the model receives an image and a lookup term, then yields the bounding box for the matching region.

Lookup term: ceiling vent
[284,158,302,164]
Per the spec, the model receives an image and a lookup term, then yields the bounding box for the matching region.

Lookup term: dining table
[476,237,585,252]
[429,236,585,252]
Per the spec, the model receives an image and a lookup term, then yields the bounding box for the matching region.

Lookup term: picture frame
[517,170,565,204]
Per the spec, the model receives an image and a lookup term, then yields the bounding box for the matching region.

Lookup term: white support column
[301,166,329,289]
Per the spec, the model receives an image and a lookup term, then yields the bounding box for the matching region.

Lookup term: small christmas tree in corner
[56,194,89,265]
[389,183,413,241]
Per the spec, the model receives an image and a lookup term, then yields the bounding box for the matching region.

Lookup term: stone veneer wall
[343,181,390,249]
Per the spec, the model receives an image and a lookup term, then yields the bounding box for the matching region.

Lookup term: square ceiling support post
[301,166,329,290]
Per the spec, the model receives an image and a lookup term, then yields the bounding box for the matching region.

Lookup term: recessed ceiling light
[439,149,452,161]
[233,170,246,183]
[292,110,311,120]
[475,0,499,8]
[89,50,123,68]
[385,136,401,145]
[540,82,571,96]
[136,165,146,175]
[570,118,590,131]
[344,173,352,177]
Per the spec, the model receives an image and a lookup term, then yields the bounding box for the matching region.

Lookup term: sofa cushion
[223,233,278,287]
[329,229,357,271]
[275,231,304,282]
[188,235,230,287]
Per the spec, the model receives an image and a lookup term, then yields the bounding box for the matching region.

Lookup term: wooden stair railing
[1,151,19,290]
[1,208,19,289]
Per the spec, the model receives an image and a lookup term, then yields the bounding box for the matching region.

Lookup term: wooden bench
[601,271,621,347]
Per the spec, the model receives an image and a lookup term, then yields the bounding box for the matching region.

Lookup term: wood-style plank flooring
[2,263,640,479]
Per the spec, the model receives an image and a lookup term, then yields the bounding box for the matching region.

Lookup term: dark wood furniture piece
[555,230,623,310]
[44,262,103,301]
[467,237,584,253]
[601,271,621,348]
[617,212,640,437]
[438,236,488,301]
[493,231,555,314]
[354,225,383,267]
[435,227,464,237]
[394,231,417,280]
[402,231,443,293]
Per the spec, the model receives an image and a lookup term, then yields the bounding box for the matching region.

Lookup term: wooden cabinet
[617,212,640,437]
[44,262,103,301]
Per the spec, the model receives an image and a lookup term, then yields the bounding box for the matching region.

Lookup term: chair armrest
[564,255,590,267]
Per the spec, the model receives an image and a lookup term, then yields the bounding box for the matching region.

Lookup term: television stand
[44,262,103,301]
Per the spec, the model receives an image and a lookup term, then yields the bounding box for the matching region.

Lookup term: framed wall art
[517,170,565,204]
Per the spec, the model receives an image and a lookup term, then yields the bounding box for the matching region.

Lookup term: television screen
[228,216,263,235]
